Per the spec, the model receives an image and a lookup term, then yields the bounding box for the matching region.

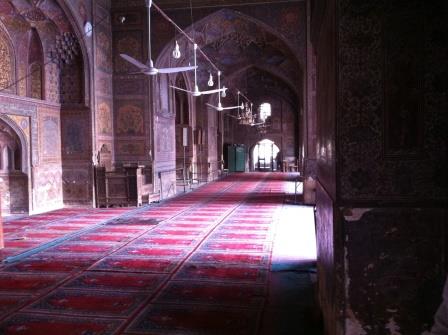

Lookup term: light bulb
[221,86,226,98]
[172,40,181,59]
[207,73,214,86]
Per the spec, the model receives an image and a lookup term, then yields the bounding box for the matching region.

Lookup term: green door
[235,145,245,172]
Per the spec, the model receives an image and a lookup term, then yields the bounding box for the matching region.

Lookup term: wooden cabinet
[94,165,153,208]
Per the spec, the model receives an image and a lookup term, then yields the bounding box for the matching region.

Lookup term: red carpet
[89,256,181,273]
[0,208,136,262]
[174,263,268,283]
[154,281,266,307]
[2,254,100,273]
[0,273,66,294]
[189,252,270,267]
[0,173,295,334]
[0,313,123,334]
[126,304,261,335]
[64,272,166,292]
[25,289,147,317]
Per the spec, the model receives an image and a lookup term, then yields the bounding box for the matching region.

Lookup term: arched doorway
[252,139,280,171]
[174,75,191,186]
[0,120,28,214]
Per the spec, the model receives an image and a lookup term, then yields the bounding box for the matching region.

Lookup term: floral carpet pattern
[0,173,317,334]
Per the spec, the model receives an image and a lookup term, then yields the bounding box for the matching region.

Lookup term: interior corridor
[0,173,321,334]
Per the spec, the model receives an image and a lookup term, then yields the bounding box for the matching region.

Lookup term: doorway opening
[252,139,280,171]
[0,119,28,214]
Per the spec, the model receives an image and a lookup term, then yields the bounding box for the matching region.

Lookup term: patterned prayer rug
[89,256,181,273]
[132,236,200,247]
[63,271,167,293]
[0,273,67,294]
[114,246,190,258]
[46,242,120,254]
[153,281,266,307]
[188,252,270,268]
[0,313,123,335]
[173,263,268,284]
[25,289,148,317]
[199,240,272,253]
[0,295,31,318]
[125,303,261,335]
[2,254,100,273]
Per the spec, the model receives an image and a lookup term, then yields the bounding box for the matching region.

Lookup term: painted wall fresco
[112,2,151,166]
[33,165,63,212]
[117,141,146,156]
[337,0,448,204]
[116,102,144,136]
[311,0,448,334]
[40,115,60,159]
[97,100,113,135]
[0,27,14,93]
[113,30,143,74]
[61,114,89,157]
[0,0,91,211]
[154,8,302,94]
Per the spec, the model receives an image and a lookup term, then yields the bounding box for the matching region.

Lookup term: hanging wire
[0,14,110,94]
[152,1,254,103]
[152,2,219,72]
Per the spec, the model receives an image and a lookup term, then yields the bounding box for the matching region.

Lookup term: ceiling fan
[206,78,243,111]
[120,0,197,75]
[170,44,227,97]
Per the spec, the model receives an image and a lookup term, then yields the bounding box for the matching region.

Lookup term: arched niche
[174,74,192,181]
[28,28,44,100]
[0,117,29,214]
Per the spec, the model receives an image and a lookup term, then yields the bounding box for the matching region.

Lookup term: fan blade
[120,54,148,70]
[158,66,197,74]
[170,85,193,93]
[221,105,240,110]
[205,103,219,110]
[199,87,227,95]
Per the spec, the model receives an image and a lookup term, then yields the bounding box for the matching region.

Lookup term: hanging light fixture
[207,72,214,86]
[172,40,181,59]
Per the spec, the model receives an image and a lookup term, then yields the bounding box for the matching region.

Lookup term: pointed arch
[0,115,29,175]
[28,28,44,100]
[155,8,303,95]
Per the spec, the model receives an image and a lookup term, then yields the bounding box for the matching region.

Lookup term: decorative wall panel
[116,101,144,136]
[40,115,60,159]
[97,100,113,135]
[337,0,448,204]
[117,141,146,156]
[113,31,143,74]
[0,27,14,93]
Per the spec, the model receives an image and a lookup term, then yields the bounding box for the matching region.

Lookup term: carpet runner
[0,173,309,335]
